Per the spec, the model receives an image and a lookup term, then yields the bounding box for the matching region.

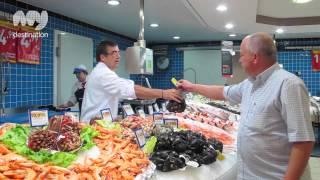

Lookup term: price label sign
[148,105,154,115]
[100,108,113,122]
[29,109,49,127]
[122,104,135,116]
[164,118,179,128]
[64,111,80,122]
[312,50,320,71]
[133,128,146,147]
[153,103,160,112]
[161,102,167,112]
[137,109,146,118]
[153,112,164,125]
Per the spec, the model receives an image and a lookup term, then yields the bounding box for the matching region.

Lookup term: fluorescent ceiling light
[216,4,227,12]
[173,36,180,40]
[225,23,234,29]
[229,34,236,37]
[107,0,120,6]
[276,28,284,34]
[292,0,312,4]
[150,23,159,28]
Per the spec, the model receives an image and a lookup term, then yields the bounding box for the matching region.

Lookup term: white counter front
[153,153,237,180]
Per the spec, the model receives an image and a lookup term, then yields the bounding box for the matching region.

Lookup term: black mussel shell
[166,99,186,113]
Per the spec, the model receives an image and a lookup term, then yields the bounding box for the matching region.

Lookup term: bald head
[245,32,277,63]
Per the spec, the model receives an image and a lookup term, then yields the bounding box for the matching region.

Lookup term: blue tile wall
[278,50,320,96]
[130,47,184,89]
[0,1,133,108]
[148,42,320,96]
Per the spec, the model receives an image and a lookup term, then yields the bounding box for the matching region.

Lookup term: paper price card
[100,108,113,122]
[153,103,160,112]
[137,109,146,118]
[164,118,178,128]
[122,104,135,116]
[153,112,164,125]
[133,128,146,147]
[29,109,49,127]
[148,105,154,115]
[161,102,167,112]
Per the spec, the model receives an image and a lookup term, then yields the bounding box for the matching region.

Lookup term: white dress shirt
[224,63,315,179]
[81,62,136,123]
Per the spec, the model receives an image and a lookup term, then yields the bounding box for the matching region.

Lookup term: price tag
[148,105,154,115]
[161,102,167,112]
[29,109,49,127]
[100,108,113,122]
[153,112,164,125]
[137,109,146,118]
[133,128,146,147]
[122,104,135,116]
[153,103,160,112]
[64,111,80,122]
[164,118,178,128]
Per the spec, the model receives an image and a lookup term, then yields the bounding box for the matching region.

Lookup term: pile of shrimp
[70,125,150,180]
[0,124,150,180]
[0,144,78,180]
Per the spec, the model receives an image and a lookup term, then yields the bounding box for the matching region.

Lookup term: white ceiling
[19,0,320,43]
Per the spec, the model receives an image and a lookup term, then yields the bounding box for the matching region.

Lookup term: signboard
[0,20,17,63]
[29,109,49,127]
[16,27,41,64]
[312,50,320,71]
[221,51,233,77]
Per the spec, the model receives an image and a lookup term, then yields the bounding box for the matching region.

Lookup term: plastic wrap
[135,162,157,180]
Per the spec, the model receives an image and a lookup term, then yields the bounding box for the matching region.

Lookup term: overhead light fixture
[225,23,234,29]
[107,0,120,6]
[276,28,284,34]
[150,23,159,28]
[216,4,227,12]
[173,36,180,40]
[292,0,312,4]
[229,34,236,37]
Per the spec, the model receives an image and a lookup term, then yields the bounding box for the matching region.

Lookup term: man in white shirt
[177,32,314,180]
[81,41,181,123]
[58,64,88,112]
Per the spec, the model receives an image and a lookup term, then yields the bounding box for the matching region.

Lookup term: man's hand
[177,80,195,92]
[163,89,182,102]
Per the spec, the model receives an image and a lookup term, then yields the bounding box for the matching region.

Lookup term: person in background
[58,64,88,113]
[81,40,181,123]
[177,32,315,180]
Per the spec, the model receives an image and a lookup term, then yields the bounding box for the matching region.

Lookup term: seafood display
[167,99,187,113]
[178,118,235,145]
[28,115,82,152]
[0,100,239,179]
[70,125,151,179]
[181,111,236,132]
[150,130,222,172]
[0,122,152,179]
[120,115,154,137]
[27,129,58,151]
